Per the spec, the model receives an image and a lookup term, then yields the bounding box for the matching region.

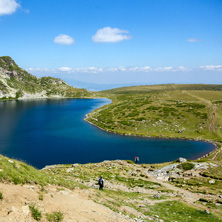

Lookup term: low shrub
[126,160,135,164]
[177,163,195,171]
[46,211,64,222]
[39,194,44,201]
[29,204,42,221]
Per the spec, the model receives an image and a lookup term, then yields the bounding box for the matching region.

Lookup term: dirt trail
[0,183,129,222]
[211,147,222,160]
[185,91,218,132]
[146,173,200,204]
[184,92,212,106]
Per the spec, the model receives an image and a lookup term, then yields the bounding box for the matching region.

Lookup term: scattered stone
[72,164,79,167]
[66,168,74,173]
[194,163,209,170]
[157,176,169,181]
[8,159,14,163]
[22,205,29,216]
[178,157,187,163]
[153,193,161,199]
[208,179,215,184]
[209,163,218,167]
[131,171,137,176]
[8,206,16,214]
[29,186,35,190]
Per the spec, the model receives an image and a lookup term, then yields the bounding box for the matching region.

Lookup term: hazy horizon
[1,0,221,88]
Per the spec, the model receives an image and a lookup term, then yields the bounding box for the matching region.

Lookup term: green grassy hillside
[1,154,222,221]
[87,84,222,142]
[0,56,90,99]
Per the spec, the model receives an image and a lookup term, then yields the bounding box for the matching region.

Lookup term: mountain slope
[0,56,89,99]
[87,84,222,142]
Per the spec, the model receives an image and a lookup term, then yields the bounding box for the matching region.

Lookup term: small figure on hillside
[135,156,139,164]
[98,176,104,190]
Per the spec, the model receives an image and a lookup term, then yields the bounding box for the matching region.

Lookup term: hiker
[135,156,137,163]
[135,156,139,164]
[98,176,104,190]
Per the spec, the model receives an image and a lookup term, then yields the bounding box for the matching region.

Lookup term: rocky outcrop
[0,56,89,99]
[148,161,216,182]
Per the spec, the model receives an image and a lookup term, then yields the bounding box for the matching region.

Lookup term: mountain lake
[0,98,215,169]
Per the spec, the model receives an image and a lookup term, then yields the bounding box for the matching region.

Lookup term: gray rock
[22,205,30,216]
[153,193,161,199]
[66,168,74,173]
[8,206,16,214]
[209,179,215,184]
[178,157,187,163]
[209,163,218,167]
[194,163,209,170]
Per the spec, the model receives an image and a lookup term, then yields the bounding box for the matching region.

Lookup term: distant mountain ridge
[0,56,89,99]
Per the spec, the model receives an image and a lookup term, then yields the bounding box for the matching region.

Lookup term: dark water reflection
[0,99,215,169]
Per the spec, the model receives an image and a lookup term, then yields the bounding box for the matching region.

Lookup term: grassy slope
[85,84,222,220]
[87,84,222,142]
[1,154,222,221]
[0,56,90,98]
[1,83,222,221]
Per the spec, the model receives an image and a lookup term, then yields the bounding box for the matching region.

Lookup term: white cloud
[54,34,75,45]
[26,68,54,72]
[129,66,152,72]
[0,0,20,16]
[27,66,194,74]
[92,26,131,43]
[200,65,222,71]
[187,38,201,42]
[59,67,72,72]
[154,67,174,72]
[75,67,104,73]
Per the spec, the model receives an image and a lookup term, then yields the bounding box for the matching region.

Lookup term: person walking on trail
[98,176,104,190]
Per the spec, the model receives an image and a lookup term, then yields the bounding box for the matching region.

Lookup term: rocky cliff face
[0,56,89,99]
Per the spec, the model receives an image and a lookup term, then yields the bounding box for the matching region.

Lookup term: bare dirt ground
[0,183,129,222]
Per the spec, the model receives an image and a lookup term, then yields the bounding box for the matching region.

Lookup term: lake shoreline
[85,100,219,161]
[0,97,218,168]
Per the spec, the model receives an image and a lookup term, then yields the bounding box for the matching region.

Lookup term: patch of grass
[39,194,44,201]
[177,162,195,171]
[29,204,42,221]
[115,175,161,189]
[87,85,222,142]
[46,211,64,222]
[147,201,221,222]
[126,160,135,164]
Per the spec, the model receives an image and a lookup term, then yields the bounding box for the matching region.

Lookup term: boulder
[153,193,161,199]
[209,179,215,184]
[66,168,74,173]
[178,157,187,163]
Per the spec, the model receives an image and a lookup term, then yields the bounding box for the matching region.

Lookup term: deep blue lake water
[0,98,215,169]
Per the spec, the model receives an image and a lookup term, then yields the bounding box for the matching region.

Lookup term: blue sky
[0,0,222,89]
